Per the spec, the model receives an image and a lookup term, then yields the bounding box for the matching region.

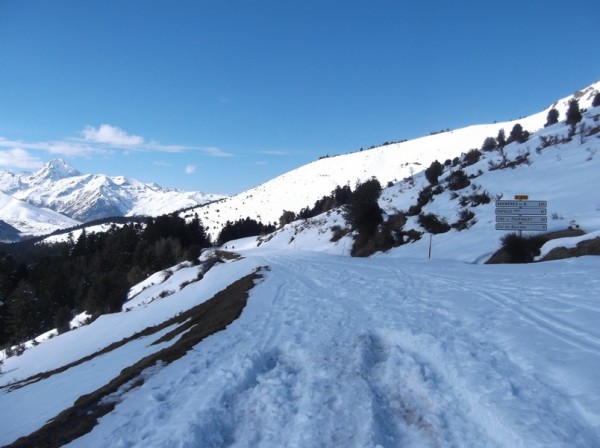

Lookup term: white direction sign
[496,215,547,223]
[495,198,548,231]
[496,200,547,208]
[496,223,548,231]
[495,207,547,216]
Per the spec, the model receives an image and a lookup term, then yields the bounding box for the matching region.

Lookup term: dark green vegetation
[545,108,560,127]
[0,214,211,348]
[566,99,583,135]
[343,178,384,236]
[498,232,549,263]
[486,229,595,264]
[3,269,263,448]
[297,185,353,220]
[218,218,276,246]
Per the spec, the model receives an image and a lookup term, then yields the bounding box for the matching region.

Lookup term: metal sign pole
[428,234,432,259]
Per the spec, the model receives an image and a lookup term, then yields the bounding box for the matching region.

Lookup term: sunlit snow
[1,83,599,447]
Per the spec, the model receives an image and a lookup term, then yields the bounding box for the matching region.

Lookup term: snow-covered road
[64,251,600,448]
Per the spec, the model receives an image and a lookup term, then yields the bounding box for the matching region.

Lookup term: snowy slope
[1,81,600,448]
[186,81,599,240]
[1,251,599,447]
[0,190,80,238]
[247,107,600,263]
[0,219,22,243]
[0,159,224,224]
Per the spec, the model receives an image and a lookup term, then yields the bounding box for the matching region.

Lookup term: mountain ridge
[0,160,225,229]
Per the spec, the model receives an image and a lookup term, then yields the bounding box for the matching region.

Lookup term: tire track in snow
[474,284,600,356]
[64,253,600,448]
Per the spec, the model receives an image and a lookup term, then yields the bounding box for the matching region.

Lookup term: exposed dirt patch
[4,269,264,448]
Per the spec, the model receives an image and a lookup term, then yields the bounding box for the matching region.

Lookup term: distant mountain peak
[30,159,81,182]
[0,159,225,226]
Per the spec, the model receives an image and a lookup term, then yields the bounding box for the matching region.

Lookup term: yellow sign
[514,195,529,200]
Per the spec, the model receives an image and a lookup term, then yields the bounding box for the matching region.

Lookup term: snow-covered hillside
[0,159,224,224]
[0,190,80,239]
[186,81,599,240]
[246,100,600,263]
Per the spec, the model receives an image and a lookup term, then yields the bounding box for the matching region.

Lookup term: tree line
[0,214,211,347]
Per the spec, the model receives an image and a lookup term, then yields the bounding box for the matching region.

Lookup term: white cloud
[47,142,109,157]
[185,165,197,174]
[255,160,267,166]
[153,160,173,167]
[0,148,43,169]
[80,125,233,157]
[82,124,144,146]
[0,137,107,158]
[0,125,233,169]
[199,146,233,157]
[258,150,293,156]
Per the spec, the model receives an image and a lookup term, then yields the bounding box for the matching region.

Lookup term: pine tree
[565,99,582,135]
[544,108,559,127]
[343,178,383,235]
[481,137,497,152]
[496,129,506,148]
[6,280,43,342]
[507,123,529,144]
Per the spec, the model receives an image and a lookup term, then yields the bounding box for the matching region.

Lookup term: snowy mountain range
[2,80,600,447]
[0,159,224,239]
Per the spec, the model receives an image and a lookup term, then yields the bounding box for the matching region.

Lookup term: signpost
[495,196,547,233]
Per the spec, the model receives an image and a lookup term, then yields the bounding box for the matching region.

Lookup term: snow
[0,190,80,237]
[536,230,600,260]
[1,81,600,447]
[2,248,599,446]
[0,159,224,230]
[2,251,594,447]
[41,223,117,244]
[242,103,600,264]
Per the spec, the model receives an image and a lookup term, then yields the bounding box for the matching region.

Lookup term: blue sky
[0,1,598,194]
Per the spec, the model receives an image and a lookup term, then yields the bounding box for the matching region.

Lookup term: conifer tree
[544,108,559,127]
[343,178,383,235]
[565,99,582,134]
[496,129,506,148]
